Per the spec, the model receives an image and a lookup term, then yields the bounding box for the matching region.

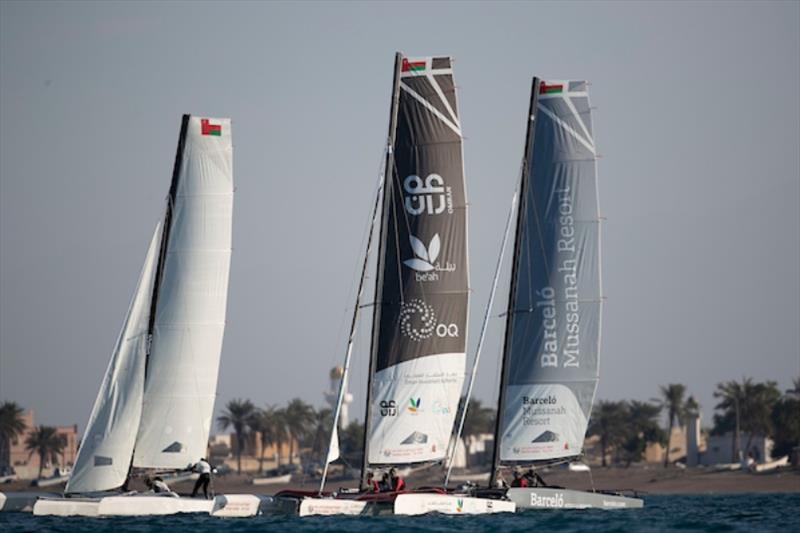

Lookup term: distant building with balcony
[8,410,78,479]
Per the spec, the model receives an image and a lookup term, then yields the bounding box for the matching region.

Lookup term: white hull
[394,493,515,515]
[507,487,643,509]
[33,493,261,517]
[251,473,291,485]
[298,497,369,516]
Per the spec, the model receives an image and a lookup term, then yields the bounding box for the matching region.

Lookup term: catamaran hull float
[507,487,644,509]
[394,493,515,515]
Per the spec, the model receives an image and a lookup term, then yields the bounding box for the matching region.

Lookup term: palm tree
[217,399,255,474]
[714,379,747,462]
[0,402,27,470]
[587,401,627,467]
[284,398,315,466]
[740,381,780,458]
[659,383,686,467]
[250,405,289,472]
[621,401,665,466]
[25,426,65,479]
[308,408,333,462]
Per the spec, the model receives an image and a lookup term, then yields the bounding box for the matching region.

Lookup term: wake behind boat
[32,115,258,518]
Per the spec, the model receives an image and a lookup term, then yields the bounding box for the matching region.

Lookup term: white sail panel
[66,223,161,493]
[133,116,233,469]
[367,353,464,464]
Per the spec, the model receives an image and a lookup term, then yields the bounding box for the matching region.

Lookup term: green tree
[658,383,686,467]
[713,380,747,462]
[587,401,627,467]
[339,419,364,463]
[217,398,255,474]
[284,398,316,466]
[620,401,665,467]
[248,405,288,474]
[0,402,27,470]
[771,378,800,458]
[24,426,65,479]
[307,408,333,462]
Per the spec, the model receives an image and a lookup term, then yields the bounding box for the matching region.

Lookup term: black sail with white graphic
[496,79,601,463]
[365,54,469,466]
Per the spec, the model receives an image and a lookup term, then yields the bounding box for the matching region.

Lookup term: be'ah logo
[408,398,421,414]
[398,299,459,341]
[404,234,456,282]
[456,499,464,512]
[403,174,453,215]
[380,400,397,417]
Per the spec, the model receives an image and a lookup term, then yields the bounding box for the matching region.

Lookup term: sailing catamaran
[482,78,643,509]
[276,52,513,516]
[33,115,260,517]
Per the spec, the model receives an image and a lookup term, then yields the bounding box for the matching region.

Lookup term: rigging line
[445,191,517,488]
[319,172,385,495]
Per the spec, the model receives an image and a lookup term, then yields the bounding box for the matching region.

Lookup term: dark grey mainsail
[363,53,469,473]
[494,79,601,465]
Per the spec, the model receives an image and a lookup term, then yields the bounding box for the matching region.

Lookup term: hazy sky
[1,1,798,433]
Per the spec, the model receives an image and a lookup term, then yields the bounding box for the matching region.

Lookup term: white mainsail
[66,223,162,494]
[133,116,233,469]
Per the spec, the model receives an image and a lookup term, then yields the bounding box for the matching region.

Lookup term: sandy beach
[4,466,797,496]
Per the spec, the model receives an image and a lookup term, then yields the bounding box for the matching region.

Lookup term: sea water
[2,493,798,532]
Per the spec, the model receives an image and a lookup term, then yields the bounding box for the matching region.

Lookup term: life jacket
[393,477,406,492]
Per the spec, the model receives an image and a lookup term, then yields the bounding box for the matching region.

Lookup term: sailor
[378,471,392,492]
[144,476,177,496]
[190,457,214,499]
[510,467,528,488]
[365,471,380,492]
[389,467,405,492]
[525,469,546,487]
[494,468,509,489]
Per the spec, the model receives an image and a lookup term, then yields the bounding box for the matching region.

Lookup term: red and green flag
[200,118,222,136]
[539,82,564,95]
[402,58,426,72]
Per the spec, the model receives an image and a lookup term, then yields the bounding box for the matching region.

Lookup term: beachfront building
[8,410,78,479]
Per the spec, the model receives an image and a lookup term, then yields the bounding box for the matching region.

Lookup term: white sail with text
[65,223,161,493]
[365,55,469,466]
[133,116,234,469]
[497,80,601,463]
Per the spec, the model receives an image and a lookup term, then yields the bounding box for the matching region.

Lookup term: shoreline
[3,466,797,496]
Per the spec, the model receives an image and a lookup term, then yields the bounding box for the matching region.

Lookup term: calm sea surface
[2,493,798,532]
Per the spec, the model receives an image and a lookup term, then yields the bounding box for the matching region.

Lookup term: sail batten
[364,54,469,468]
[496,79,601,465]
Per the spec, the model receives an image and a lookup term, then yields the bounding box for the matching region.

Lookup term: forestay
[66,224,161,493]
[366,55,469,465]
[134,116,234,469]
[497,80,601,462]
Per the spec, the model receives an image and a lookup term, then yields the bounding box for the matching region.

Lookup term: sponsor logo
[380,400,397,417]
[404,234,456,282]
[523,395,557,405]
[456,498,464,513]
[401,431,428,445]
[432,400,451,415]
[529,491,565,508]
[398,299,459,341]
[403,174,453,216]
[408,398,421,414]
[532,430,560,443]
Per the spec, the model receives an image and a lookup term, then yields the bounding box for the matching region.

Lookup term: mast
[124,114,188,487]
[145,113,189,379]
[320,175,384,494]
[490,78,540,487]
[359,52,402,490]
